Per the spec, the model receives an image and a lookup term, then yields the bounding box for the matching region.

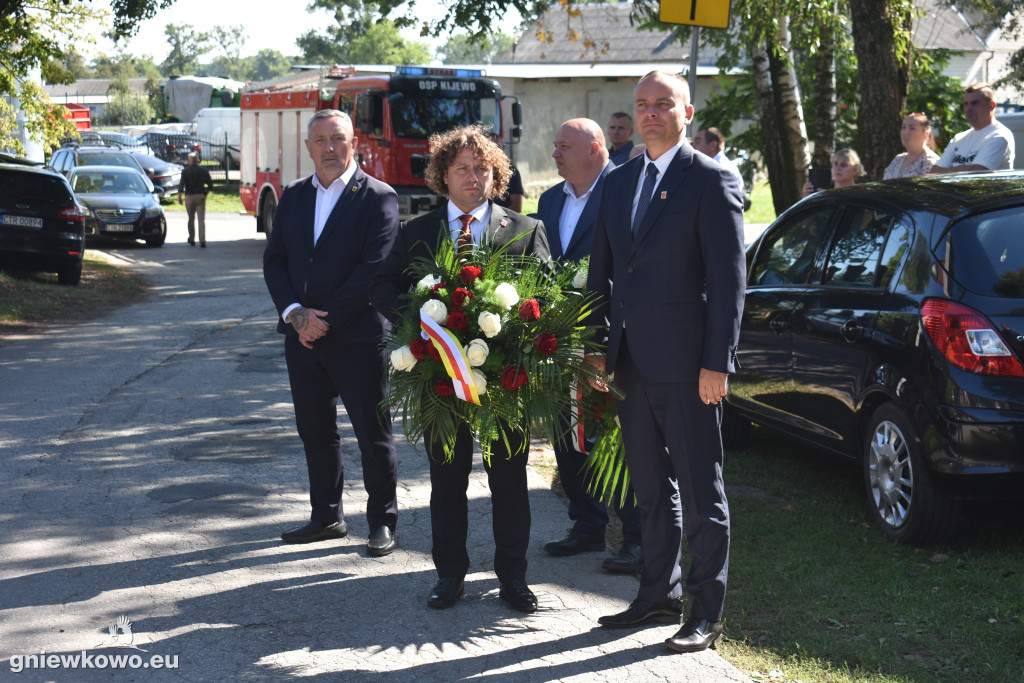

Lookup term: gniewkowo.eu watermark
[8,615,179,673]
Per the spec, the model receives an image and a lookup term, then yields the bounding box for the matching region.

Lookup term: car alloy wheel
[863,404,959,544]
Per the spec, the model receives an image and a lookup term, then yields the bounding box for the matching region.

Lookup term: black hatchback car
[0,163,89,285]
[727,171,1024,544]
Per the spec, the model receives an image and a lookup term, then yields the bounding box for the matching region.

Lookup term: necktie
[632,163,659,232]
[457,214,474,256]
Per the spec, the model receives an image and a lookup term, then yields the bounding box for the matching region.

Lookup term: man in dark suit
[536,118,644,574]
[585,71,746,653]
[264,110,400,557]
[370,125,550,614]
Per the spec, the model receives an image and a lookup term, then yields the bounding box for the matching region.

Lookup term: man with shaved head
[537,119,644,574]
[586,71,746,653]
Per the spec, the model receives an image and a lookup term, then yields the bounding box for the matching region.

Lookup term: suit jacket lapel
[545,186,568,259]
[486,203,516,248]
[314,167,364,251]
[632,146,692,247]
[563,162,612,258]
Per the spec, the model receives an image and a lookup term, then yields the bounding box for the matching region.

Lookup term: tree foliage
[297,0,429,65]
[437,31,515,64]
[0,0,105,153]
[160,23,211,76]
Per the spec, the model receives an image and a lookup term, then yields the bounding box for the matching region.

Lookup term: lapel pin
[660,191,667,200]
[500,219,508,227]
[350,186,357,192]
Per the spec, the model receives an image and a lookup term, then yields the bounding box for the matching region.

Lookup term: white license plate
[104,224,135,232]
[1,214,43,228]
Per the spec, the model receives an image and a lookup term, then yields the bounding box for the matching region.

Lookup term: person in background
[607,112,635,166]
[691,127,744,187]
[178,152,213,247]
[536,118,645,575]
[802,148,862,196]
[931,83,1015,173]
[884,113,940,179]
[263,110,400,557]
[491,134,524,212]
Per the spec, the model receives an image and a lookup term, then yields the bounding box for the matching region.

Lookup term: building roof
[912,0,988,51]
[45,78,151,98]
[495,2,722,66]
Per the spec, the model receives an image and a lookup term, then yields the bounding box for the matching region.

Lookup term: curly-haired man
[370,125,550,613]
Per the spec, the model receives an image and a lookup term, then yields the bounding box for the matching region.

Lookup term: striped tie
[457,214,474,257]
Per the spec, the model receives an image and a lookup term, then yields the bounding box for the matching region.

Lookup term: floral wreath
[382,230,626,469]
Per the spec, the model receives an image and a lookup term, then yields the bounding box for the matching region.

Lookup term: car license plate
[104,224,135,232]
[0,214,43,228]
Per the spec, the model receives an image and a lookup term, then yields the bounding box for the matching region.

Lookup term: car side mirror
[153,186,165,197]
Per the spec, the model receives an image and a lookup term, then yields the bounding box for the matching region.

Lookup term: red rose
[430,282,447,299]
[518,298,540,321]
[434,379,455,396]
[532,333,557,356]
[460,266,482,286]
[450,287,474,309]
[408,338,429,361]
[501,366,529,391]
[427,343,442,362]
[447,309,469,331]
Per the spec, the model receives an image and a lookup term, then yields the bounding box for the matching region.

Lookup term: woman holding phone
[802,148,862,196]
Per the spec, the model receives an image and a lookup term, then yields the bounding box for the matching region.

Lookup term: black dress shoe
[498,579,538,613]
[188,239,195,246]
[280,520,348,544]
[602,542,644,574]
[200,242,207,248]
[543,528,605,556]
[665,617,724,653]
[367,526,396,557]
[427,578,464,609]
[598,598,683,629]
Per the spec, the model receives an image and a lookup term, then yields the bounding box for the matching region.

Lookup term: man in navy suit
[264,110,400,557]
[586,72,746,653]
[536,118,644,574]
[370,126,550,614]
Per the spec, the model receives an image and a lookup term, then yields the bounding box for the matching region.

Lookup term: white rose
[472,369,487,395]
[421,299,448,325]
[573,266,588,289]
[416,274,441,291]
[494,282,520,309]
[390,345,417,372]
[466,338,489,366]
[478,311,502,338]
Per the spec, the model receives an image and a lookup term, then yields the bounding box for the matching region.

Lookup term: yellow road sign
[659,0,732,30]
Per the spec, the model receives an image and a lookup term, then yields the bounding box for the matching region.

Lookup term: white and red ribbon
[420,311,481,405]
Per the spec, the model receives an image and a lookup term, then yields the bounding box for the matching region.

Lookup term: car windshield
[78,152,138,168]
[948,207,1024,298]
[72,171,148,195]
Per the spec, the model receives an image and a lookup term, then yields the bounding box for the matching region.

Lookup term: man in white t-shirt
[932,83,1015,173]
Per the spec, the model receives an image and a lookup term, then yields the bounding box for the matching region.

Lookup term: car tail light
[921,298,1024,378]
[57,207,89,223]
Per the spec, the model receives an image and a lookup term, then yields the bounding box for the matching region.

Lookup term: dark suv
[48,146,157,195]
[0,163,89,285]
[141,132,202,164]
[728,171,1024,544]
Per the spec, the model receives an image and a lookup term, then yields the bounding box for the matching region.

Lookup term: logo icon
[106,616,147,652]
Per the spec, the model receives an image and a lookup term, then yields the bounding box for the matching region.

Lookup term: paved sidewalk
[0,214,752,681]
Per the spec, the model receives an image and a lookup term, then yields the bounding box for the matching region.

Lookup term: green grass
[0,253,148,328]
[162,185,245,214]
[717,427,1024,682]
[745,178,777,224]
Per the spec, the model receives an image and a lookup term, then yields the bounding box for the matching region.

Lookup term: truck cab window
[356,92,384,137]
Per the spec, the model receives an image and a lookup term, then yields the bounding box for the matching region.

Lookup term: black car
[140,132,202,164]
[0,163,89,285]
[727,171,1024,544]
[128,151,182,202]
[68,166,167,247]
[48,146,158,196]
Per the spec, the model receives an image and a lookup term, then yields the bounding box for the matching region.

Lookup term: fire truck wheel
[260,194,277,238]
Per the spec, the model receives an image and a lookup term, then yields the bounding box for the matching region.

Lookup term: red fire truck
[240,66,520,235]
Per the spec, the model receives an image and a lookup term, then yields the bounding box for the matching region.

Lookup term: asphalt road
[0,212,753,682]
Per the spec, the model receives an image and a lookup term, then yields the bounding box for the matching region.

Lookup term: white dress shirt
[446,200,490,247]
[558,175,600,253]
[631,141,681,225]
